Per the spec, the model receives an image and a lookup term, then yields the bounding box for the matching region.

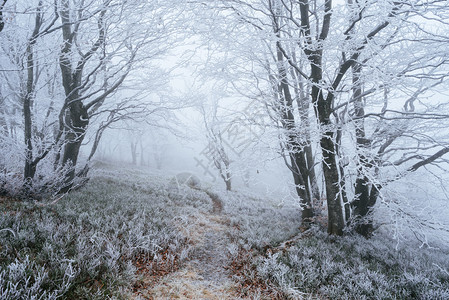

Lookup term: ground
[132,191,254,299]
[2,165,448,299]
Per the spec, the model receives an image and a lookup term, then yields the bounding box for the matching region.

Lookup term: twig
[0,228,16,237]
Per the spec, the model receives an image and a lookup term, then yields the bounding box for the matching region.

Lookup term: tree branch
[0,0,7,33]
[407,147,449,172]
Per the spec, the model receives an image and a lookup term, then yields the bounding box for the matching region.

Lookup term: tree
[0,1,62,193]
[199,101,233,191]
[194,0,449,236]
[0,0,184,196]
[23,1,44,184]
[267,1,320,227]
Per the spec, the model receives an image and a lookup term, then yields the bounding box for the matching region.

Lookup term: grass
[0,164,212,299]
[205,181,449,299]
[1,162,449,299]
[219,189,303,250]
[246,228,449,299]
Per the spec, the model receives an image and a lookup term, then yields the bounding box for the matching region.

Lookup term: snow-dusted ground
[1,162,448,299]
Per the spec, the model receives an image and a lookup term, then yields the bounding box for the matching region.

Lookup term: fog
[2,0,449,243]
[2,1,449,298]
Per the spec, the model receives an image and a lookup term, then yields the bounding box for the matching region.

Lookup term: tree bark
[224,174,232,191]
[320,123,345,235]
[23,3,43,186]
[275,42,314,225]
[59,101,89,193]
[0,0,7,33]
[309,51,345,235]
[290,35,321,205]
[131,140,137,165]
[349,62,376,236]
[0,90,7,136]
[269,1,315,225]
[298,0,345,235]
[57,0,104,192]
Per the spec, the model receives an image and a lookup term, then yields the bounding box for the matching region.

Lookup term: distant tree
[199,101,232,191]
[148,130,170,170]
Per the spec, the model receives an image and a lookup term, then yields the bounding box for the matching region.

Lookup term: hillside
[1,163,448,299]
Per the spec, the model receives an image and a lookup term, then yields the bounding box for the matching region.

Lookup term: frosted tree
[55,0,180,191]
[0,1,62,192]
[199,100,233,191]
[195,0,449,236]
[0,0,184,196]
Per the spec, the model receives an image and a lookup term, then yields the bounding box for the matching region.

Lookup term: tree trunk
[222,157,232,191]
[297,88,320,213]
[0,0,7,33]
[130,141,137,165]
[291,151,314,224]
[23,99,36,182]
[297,0,344,234]
[225,176,231,191]
[0,94,7,136]
[320,127,345,235]
[350,63,376,237]
[291,44,321,205]
[140,140,145,166]
[57,0,95,192]
[215,144,232,191]
[23,5,43,186]
[336,127,351,222]
[24,75,36,183]
[60,101,89,193]
[304,144,320,202]
[274,40,314,226]
[305,46,344,235]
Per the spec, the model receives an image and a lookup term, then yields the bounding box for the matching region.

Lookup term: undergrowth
[215,189,449,299]
[220,190,302,250]
[0,165,211,299]
[247,228,449,299]
[2,162,448,299]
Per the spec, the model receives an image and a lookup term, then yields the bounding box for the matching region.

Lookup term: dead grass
[131,195,251,299]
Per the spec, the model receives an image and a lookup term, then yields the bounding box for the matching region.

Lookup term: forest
[1,0,449,298]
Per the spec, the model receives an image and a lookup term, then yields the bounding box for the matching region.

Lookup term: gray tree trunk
[57,0,105,193]
[23,5,43,185]
[274,41,314,225]
[350,63,376,236]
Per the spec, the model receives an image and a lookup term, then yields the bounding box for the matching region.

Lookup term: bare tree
[199,101,233,191]
[0,1,61,192]
[0,0,184,196]
[55,0,184,192]
[195,0,449,236]
[23,2,44,184]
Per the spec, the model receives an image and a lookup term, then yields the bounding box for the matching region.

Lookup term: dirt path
[132,194,242,299]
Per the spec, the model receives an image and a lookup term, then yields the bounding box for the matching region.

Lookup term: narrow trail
[132,192,243,299]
